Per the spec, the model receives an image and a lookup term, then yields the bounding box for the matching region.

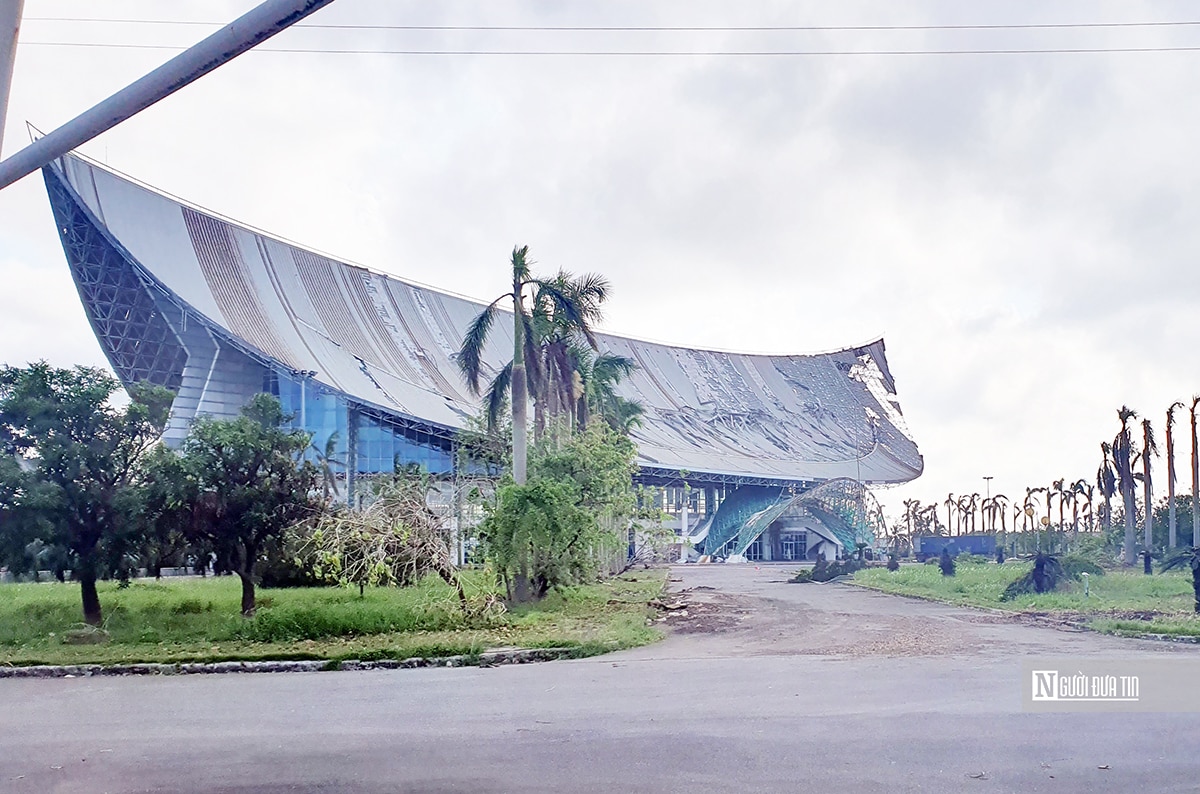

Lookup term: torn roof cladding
[48,152,923,485]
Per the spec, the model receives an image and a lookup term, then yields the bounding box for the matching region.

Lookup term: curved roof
[47,152,923,485]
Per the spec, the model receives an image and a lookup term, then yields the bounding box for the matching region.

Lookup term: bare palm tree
[1113,407,1140,565]
[1141,418,1158,558]
[1167,401,1187,548]
[1098,442,1116,537]
[1191,396,1200,547]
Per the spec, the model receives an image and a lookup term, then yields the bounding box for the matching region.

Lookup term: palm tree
[1098,442,1116,537]
[575,350,642,432]
[527,271,610,438]
[1141,417,1157,560]
[458,247,595,484]
[1167,401,1186,549]
[1071,478,1092,547]
[1113,407,1139,565]
[944,493,957,536]
[1191,396,1200,548]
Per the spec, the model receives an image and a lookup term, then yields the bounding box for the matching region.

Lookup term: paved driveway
[2,565,1197,793]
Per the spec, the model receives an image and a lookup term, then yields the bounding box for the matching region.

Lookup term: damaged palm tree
[1161,547,1200,614]
[1000,552,1067,601]
[303,477,466,608]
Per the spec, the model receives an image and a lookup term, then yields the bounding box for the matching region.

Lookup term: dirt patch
[653,585,984,657]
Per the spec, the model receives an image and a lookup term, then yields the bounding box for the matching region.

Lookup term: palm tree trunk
[511,275,527,486]
[1168,417,1178,549]
[1192,400,1199,548]
[1123,485,1137,565]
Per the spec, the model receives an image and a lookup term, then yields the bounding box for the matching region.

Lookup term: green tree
[481,424,640,603]
[0,363,172,625]
[527,271,610,438]
[169,394,320,616]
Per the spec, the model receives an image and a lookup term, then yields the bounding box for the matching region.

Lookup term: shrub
[939,548,956,577]
[957,553,989,565]
[482,478,599,602]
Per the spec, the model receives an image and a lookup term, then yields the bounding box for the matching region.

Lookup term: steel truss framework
[44,165,462,478]
[729,477,888,557]
[45,168,187,391]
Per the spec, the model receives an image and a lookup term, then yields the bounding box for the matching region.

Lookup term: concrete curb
[0,647,579,679]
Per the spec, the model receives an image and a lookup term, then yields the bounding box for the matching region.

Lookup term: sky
[3,0,1200,521]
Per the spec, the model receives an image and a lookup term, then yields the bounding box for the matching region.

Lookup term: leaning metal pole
[0,0,24,157]
[0,0,337,191]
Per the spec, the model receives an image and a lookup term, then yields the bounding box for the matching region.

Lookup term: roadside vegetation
[0,571,665,667]
[0,246,675,669]
[853,559,1200,637]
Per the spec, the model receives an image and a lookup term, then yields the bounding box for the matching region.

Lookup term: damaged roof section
[47,152,923,486]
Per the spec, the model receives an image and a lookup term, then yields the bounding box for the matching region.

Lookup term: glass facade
[265,369,454,486]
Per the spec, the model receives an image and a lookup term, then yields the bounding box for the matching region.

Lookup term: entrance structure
[41,152,923,548]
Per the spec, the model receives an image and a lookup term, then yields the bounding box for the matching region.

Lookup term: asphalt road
[2,565,1198,793]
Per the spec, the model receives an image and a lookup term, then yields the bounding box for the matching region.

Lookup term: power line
[21,42,1200,56]
[22,17,1200,33]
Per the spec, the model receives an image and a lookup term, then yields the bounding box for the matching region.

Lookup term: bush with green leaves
[482,477,598,602]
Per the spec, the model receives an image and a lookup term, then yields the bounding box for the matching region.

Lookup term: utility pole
[0,0,23,156]
[0,0,338,191]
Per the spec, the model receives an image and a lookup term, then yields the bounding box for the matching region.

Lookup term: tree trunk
[1143,469,1153,555]
[1192,403,1199,547]
[80,571,103,627]
[1123,487,1137,565]
[239,573,256,617]
[511,567,533,603]
[512,276,528,486]
[1168,418,1178,549]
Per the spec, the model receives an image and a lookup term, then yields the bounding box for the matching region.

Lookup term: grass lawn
[0,570,666,667]
[853,561,1200,637]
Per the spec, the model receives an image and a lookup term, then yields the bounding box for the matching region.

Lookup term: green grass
[853,562,1200,637]
[0,570,666,667]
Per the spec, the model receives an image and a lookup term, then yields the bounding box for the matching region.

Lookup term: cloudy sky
[3,0,1199,518]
